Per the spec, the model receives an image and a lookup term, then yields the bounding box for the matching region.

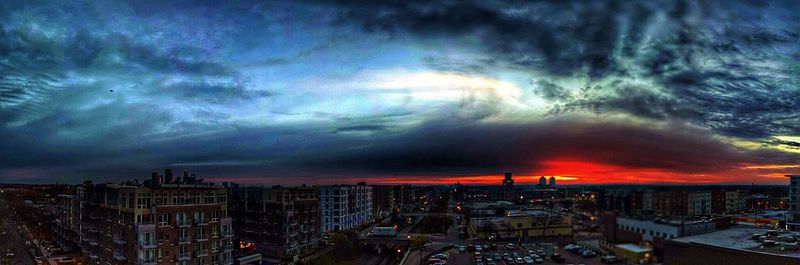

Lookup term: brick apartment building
[52,194,82,253]
[228,185,321,263]
[79,173,233,265]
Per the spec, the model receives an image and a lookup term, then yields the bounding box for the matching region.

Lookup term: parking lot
[427,242,606,265]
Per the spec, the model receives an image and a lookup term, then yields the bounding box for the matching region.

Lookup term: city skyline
[1,0,799,185]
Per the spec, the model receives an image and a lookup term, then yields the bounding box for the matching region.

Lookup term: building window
[158,214,169,226]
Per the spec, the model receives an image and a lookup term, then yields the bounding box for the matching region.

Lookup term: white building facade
[320,184,373,232]
[789,175,800,231]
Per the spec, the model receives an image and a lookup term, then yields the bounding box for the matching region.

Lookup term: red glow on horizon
[207,159,798,185]
[366,159,797,185]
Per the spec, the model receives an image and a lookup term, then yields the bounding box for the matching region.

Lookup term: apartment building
[789,175,800,231]
[228,185,320,263]
[52,194,82,253]
[371,185,396,218]
[687,192,711,216]
[320,183,373,232]
[80,177,233,265]
[724,190,746,214]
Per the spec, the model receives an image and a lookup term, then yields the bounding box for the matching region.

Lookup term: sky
[0,0,799,185]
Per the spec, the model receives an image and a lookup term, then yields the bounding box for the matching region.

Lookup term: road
[356,215,426,265]
[0,198,37,265]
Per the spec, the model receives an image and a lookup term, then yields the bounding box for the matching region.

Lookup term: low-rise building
[601,213,734,258]
[468,209,572,240]
[664,226,800,265]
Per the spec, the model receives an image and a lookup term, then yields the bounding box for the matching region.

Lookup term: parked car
[581,250,597,257]
[564,244,579,252]
[507,243,516,250]
[550,253,566,263]
[427,258,443,264]
[533,256,544,264]
[523,256,535,264]
[515,257,524,264]
[601,255,621,263]
[433,253,448,260]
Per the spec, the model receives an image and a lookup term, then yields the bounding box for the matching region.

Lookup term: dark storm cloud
[296,116,800,176]
[330,0,800,139]
[5,113,794,183]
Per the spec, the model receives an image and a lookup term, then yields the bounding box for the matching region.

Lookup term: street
[0,198,37,265]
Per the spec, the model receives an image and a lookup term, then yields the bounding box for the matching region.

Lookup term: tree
[329,231,360,261]
[411,235,429,248]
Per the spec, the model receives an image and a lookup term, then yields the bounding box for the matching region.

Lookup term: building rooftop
[506,209,565,218]
[463,201,515,209]
[671,226,800,258]
[616,243,652,253]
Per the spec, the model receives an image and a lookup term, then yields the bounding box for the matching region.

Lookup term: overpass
[360,236,414,246]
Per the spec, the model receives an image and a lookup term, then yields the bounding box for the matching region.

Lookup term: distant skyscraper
[539,176,547,186]
[502,172,514,200]
[502,172,514,186]
[549,176,556,186]
[789,175,800,231]
[165,168,173,183]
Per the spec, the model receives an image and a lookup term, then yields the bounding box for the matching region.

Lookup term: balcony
[138,240,157,249]
[113,252,126,261]
[176,220,191,228]
[195,234,209,242]
[137,258,157,265]
[223,245,233,252]
[177,236,191,245]
[176,253,191,261]
[196,219,209,226]
[195,250,208,257]
[113,236,126,244]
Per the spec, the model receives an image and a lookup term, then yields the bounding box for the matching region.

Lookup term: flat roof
[506,209,565,217]
[671,226,800,258]
[615,243,652,253]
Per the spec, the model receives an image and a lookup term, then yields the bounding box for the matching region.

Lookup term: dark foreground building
[228,185,321,264]
[664,226,800,265]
